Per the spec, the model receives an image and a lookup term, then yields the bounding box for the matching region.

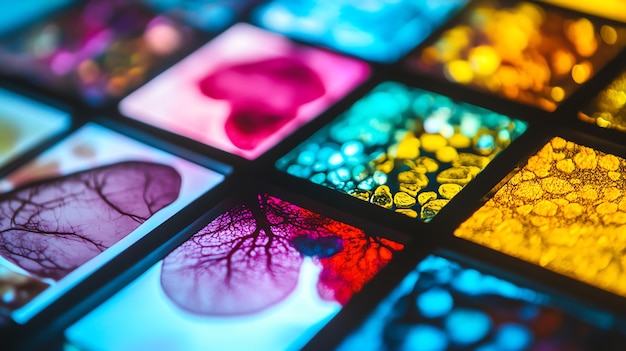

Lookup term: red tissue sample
[160,194,403,316]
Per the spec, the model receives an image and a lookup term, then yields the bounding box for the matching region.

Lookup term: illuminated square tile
[338,254,626,350]
[0,0,200,106]
[276,82,527,221]
[0,123,224,324]
[455,137,626,297]
[579,68,626,131]
[0,88,71,169]
[120,23,369,160]
[65,194,403,350]
[252,0,468,63]
[406,0,626,111]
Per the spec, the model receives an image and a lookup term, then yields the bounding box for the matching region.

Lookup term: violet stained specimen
[160,194,402,316]
[0,161,181,281]
[198,57,326,151]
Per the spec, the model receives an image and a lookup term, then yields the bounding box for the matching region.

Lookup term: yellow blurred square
[579,68,626,131]
[408,0,626,111]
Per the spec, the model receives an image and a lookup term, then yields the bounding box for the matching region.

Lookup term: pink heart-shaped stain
[0,161,181,281]
[198,57,326,151]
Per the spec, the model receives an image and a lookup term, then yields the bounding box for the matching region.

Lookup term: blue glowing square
[252,0,468,63]
[141,0,260,32]
[338,254,626,350]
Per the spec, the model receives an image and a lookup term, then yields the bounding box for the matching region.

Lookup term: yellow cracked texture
[455,137,626,297]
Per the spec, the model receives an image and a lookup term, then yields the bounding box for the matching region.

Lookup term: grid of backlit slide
[0,1,626,350]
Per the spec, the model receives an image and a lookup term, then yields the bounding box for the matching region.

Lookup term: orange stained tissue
[579,69,626,131]
[412,0,626,111]
[454,137,626,297]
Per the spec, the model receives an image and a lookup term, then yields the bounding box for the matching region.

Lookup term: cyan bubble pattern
[276,81,527,221]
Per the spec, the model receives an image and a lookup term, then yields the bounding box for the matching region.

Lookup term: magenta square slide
[119,23,370,160]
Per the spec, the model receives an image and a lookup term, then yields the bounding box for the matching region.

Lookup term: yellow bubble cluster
[366,129,503,221]
[413,1,626,111]
[455,137,626,296]
[351,128,511,221]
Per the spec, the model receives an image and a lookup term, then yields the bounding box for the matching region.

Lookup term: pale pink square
[120,23,370,160]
